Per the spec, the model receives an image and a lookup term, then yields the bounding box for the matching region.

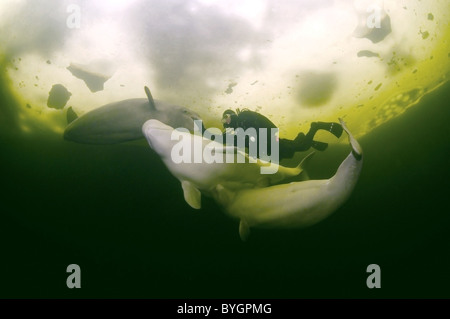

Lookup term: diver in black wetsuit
[221,109,343,160]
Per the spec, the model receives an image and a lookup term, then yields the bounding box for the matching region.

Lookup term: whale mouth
[143,119,173,132]
[142,119,174,149]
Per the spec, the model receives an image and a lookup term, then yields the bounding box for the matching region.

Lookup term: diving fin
[181,181,201,209]
[328,122,344,138]
[312,121,343,138]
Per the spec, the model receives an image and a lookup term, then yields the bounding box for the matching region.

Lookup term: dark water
[1,73,449,298]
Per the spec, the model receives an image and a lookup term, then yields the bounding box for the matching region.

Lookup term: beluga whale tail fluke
[64,86,202,144]
[213,118,363,241]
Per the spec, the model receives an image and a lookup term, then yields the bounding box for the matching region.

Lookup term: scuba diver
[221,109,343,160]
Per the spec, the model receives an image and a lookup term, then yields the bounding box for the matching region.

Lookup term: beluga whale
[64,86,202,144]
[142,119,309,209]
[213,118,363,241]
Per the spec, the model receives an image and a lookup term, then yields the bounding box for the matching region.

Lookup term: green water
[0,75,449,298]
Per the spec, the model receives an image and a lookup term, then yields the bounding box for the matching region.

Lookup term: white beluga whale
[142,119,308,209]
[213,119,363,241]
[64,86,202,144]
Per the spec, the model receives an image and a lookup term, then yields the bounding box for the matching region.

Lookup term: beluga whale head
[142,119,178,156]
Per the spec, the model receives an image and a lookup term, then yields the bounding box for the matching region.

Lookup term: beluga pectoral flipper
[213,118,363,241]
